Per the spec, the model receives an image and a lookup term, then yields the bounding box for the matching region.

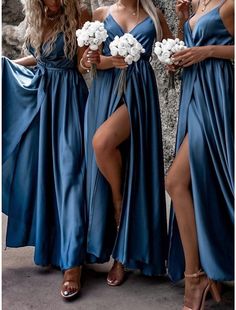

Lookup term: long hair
[23,0,82,59]
[139,0,163,40]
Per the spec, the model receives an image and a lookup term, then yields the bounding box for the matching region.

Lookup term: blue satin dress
[168,2,234,281]
[84,15,168,276]
[2,33,88,270]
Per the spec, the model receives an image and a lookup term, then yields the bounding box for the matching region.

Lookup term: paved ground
[2,215,234,310]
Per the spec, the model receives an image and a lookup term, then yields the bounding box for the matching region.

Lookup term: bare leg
[166,135,220,308]
[93,104,131,226]
[93,104,130,286]
[166,135,200,274]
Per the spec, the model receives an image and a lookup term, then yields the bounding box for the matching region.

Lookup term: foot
[107,260,125,286]
[184,273,208,309]
[183,270,221,310]
[61,266,82,300]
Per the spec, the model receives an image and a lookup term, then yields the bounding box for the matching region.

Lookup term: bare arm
[77,6,92,73]
[157,8,173,40]
[173,0,234,66]
[220,0,234,36]
[207,45,234,59]
[89,6,126,71]
[173,44,234,67]
[176,0,191,40]
[96,55,114,70]
[172,0,234,67]
[13,55,37,66]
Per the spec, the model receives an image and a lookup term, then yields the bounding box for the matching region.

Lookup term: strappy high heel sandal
[61,266,82,300]
[107,260,125,286]
[183,269,221,310]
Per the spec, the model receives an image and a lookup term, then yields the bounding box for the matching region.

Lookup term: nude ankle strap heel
[184,269,205,278]
[209,280,221,303]
[183,269,221,310]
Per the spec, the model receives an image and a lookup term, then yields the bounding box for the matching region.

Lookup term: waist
[36,62,76,71]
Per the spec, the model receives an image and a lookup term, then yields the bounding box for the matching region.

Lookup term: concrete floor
[2,215,234,310]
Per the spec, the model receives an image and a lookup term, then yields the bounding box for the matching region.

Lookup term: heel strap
[184,269,205,278]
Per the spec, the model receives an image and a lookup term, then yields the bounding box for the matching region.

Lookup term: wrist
[206,45,214,58]
[80,58,91,73]
[110,56,117,68]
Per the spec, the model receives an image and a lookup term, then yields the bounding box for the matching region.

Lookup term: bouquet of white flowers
[154,38,187,64]
[154,38,187,89]
[109,33,145,94]
[76,21,108,76]
[110,33,145,64]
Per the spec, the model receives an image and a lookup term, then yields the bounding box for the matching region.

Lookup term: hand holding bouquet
[109,33,145,94]
[154,38,187,64]
[109,33,145,65]
[154,38,187,89]
[76,21,108,76]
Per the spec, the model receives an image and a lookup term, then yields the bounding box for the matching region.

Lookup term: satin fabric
[168,3,234,281]
[85,15,168,276]
[2,33,88,270]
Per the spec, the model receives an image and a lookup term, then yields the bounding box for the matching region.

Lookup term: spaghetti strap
[102,6,112,23]
[105,6,112,18]
[218,0,227,8]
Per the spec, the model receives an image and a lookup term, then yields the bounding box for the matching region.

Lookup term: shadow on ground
[2,215,234,310]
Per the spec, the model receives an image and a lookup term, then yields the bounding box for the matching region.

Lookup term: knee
[165,175,188,198]
[92,130,114,158]
[165,175,174,197]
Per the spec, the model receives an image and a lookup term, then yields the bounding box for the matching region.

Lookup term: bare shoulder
[225,0,234,13]
[220,0,234,35]
[93,6,110,22]
[221,0,234,17]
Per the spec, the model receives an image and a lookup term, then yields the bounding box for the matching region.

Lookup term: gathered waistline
[37,63,76,71]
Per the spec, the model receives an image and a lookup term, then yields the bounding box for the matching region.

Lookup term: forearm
[78,47,101,74]
[13,55,37,66]
[78,60,90,74]
[207,45,234,60]
[96,55,115,70]
[177,19,187,41]
[157,8,174,40]
[77,46,88,74]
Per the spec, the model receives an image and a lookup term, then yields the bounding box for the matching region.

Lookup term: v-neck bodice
[29,32,77,70]
[103,14,156,59]
[184,4,233,47]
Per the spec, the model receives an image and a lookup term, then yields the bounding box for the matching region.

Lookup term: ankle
[113,199,122,208]
[184,268,204,278]
[114,260,124,267]
[113,200,122,227]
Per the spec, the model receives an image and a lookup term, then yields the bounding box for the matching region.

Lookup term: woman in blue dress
[83,0,172,286]
[166,0,234,308]
[2,0,99,300]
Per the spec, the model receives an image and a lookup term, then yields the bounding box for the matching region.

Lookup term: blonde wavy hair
[139,0,163,41]
[23,0,83,59]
